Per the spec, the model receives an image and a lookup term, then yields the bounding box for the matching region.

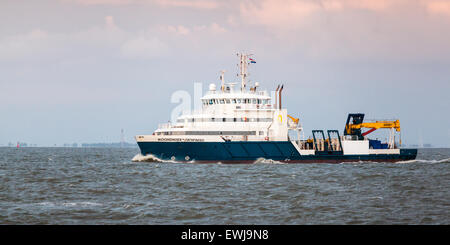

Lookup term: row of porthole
[171,156,190,161]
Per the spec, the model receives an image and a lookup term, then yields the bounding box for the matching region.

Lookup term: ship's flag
[249,58,256,63]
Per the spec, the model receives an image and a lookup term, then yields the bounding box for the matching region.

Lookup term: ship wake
[132,154,167,163]
[253,158,285,164]
[397,157,450,164]
[131,154,195,163]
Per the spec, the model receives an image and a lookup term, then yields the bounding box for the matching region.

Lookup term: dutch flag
[249,58,256,63]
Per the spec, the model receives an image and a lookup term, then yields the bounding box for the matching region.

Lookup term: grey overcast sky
[0,0,449,146]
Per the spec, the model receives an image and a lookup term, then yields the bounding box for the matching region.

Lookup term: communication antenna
[120,129,125,148]
[220,70,226,91]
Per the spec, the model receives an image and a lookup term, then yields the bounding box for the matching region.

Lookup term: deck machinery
[344,113,401,149]
[303,113,405,155]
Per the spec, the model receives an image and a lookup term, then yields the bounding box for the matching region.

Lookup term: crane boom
[344,114,400,137]
[351,120,401,131]
[287,114,299,124]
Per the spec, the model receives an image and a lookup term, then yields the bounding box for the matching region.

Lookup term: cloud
[425,0,450,15]
[319,0,394,12]
[240,0,319,28]
[63,0,135,5]
[336,0,394,11]
[0,16,168,61]
[0,29,51,60]
[154,0,220,9]
[3,0,450,63]
[121,36,169,58]
[239,0,411,29]
[209,23,227,34]
[162,22,227,36]
[235,0,450,61]
[64,0,221,9]
[166,25,191,35]
[104,15,116,29]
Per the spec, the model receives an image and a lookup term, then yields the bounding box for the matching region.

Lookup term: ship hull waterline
[136,141,417,164]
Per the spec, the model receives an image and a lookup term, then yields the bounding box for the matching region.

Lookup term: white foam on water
[38,202,56,207]
[131,153,186,163]
[253,157,285,164]
[38,201,102,207]
[131,155,450,165]
[62,202,102,207]
[132,154,160,162]
[397,157,450,164]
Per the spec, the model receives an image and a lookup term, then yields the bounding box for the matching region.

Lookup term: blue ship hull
[136,141,417,163]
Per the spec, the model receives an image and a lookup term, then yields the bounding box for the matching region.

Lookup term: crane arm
[287,114,299,124]
[352,120,401,131]
[346,119,400,136]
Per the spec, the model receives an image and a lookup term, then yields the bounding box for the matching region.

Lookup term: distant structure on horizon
[121,129,125,148]
[81,142,137,148]
[409,143,433,148]
[8,142,29,147]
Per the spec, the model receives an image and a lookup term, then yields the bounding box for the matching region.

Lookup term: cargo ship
[135,53,417,163]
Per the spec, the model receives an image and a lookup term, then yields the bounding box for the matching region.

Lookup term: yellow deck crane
[287,114,304,142]
[346,119,401,136]
[344,113,402,147]
[287,114,299,124]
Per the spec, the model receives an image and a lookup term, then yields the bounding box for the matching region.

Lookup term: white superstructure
[137,53,301,143]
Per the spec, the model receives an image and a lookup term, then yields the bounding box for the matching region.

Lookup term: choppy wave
[132,154,286,164]
[1,147,449,224]
[397,157,450,164]
[130,155,450,165]
[38,202,102,208]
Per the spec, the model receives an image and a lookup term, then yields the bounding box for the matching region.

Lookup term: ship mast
[238,53,251,92]
[220,70,225,92]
